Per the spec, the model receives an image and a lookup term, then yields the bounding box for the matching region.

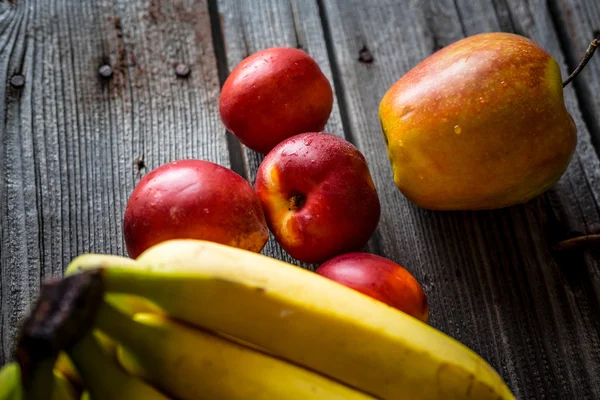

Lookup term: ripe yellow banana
[94,301,374,400]
[0,362,77,400]
[66,253,271,356]
[76,239,515,400]
[66,331,170,400]
[65,254,162,315]
[60,253,165,388]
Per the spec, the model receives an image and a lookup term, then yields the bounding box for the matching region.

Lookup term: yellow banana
[66,253,271,356]
[66,331,170,400]
[78,239,515,400]
[94,301,374,400]
[60,253,164,387]
[55,353,82,389]
[0,362,77,400]
[0,363,21,400]
[65,254,162,315]
[51,371,78,400]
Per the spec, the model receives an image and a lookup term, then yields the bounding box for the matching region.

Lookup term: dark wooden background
[1,1,600,398]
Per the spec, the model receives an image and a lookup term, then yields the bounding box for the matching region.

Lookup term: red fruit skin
[219,47,334,154]
[316,253,429,322]
[255,132,381,264]
[123,159,269,259]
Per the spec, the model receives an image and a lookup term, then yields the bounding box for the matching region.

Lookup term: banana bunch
[0,359,77,400]
[1,239,515,399]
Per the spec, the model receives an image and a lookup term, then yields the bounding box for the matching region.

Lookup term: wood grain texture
[548,0,600,147]
[216,0,365,269]
[320,0,600,398]
[0,0,226,364]
[1,0,599,398]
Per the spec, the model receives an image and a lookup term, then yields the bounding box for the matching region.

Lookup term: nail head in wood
[98,64,113,79]
[175,63,190,78]
[358,46,374,64]
[10,75,25,88]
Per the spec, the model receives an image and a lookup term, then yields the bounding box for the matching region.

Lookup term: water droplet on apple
[479,97,486,104]
[454,125,462,135]
[501,81,508,87]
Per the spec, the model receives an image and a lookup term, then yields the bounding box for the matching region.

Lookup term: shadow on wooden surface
[1,0,599,398]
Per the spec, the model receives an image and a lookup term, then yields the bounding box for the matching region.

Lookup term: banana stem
[562,36,599,87]
[15,271,105,398]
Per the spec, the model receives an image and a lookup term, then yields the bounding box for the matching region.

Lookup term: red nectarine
[123,159,269,258]
[219,47,334,154]
[255,132,381,264]
[316,253,429,322]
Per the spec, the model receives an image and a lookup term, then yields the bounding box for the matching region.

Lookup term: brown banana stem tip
[15,270,105,386]
[562,36,599,87]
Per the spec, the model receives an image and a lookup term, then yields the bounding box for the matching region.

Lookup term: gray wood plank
[0,0,226,364]
[548,0,600,148]
[320,0,600,398]
[216,0,371,269]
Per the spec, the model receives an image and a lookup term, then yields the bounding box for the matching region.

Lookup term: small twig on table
[552,234,600,252]
[563,36,599,87]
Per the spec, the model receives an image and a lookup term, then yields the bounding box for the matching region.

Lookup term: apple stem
[552,234,600,252]
[562,36,599,88]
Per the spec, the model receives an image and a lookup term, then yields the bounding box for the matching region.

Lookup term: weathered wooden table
[1,0,600,398]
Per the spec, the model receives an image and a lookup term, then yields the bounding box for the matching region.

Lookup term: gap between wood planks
[315,0,385,257]
[207,0,247,180]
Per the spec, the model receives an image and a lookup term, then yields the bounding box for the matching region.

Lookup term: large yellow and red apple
[123,159,268,258]
[379,32,577,210]
[219,47,334,154]
[255,132,381,264]
[316,253,429,322]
